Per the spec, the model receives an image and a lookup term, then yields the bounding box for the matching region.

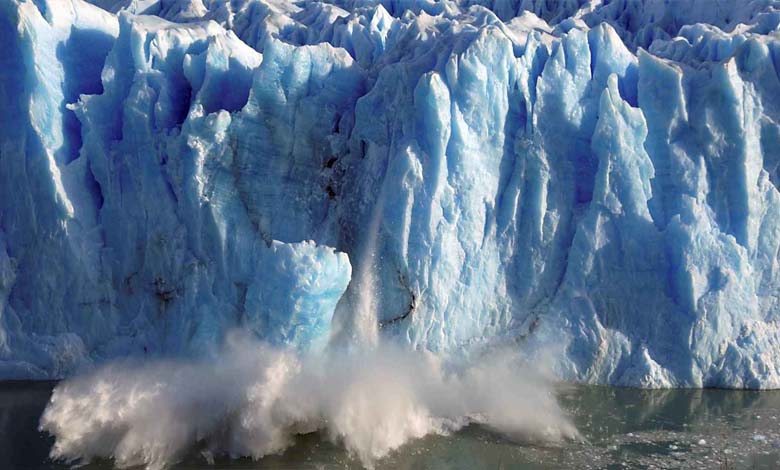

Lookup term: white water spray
[40,333,577,470]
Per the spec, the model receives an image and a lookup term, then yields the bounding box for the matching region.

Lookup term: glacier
[3,0,780,388]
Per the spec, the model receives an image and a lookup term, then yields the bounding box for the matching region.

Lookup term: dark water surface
[3,381,780,469]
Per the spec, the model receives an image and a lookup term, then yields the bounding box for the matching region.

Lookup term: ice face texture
[3,0,780,388]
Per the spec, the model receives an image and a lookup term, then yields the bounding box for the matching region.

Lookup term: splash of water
[40,333,577,469]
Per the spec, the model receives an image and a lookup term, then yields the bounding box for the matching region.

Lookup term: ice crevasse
[3,0,780,388]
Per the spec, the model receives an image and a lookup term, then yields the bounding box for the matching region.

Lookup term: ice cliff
[3,0,780,388]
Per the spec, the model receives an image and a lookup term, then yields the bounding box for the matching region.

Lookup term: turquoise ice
[3,0,780,388]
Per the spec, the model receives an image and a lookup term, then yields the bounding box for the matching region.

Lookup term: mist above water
[40,332,576,469]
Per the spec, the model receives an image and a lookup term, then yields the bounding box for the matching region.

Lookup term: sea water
[4,381,780,469]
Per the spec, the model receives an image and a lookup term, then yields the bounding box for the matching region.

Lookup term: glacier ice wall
[4,0,780,388]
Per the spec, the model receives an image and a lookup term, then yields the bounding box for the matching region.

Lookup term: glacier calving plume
[39,334,576,469]
[4,0,780,389]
